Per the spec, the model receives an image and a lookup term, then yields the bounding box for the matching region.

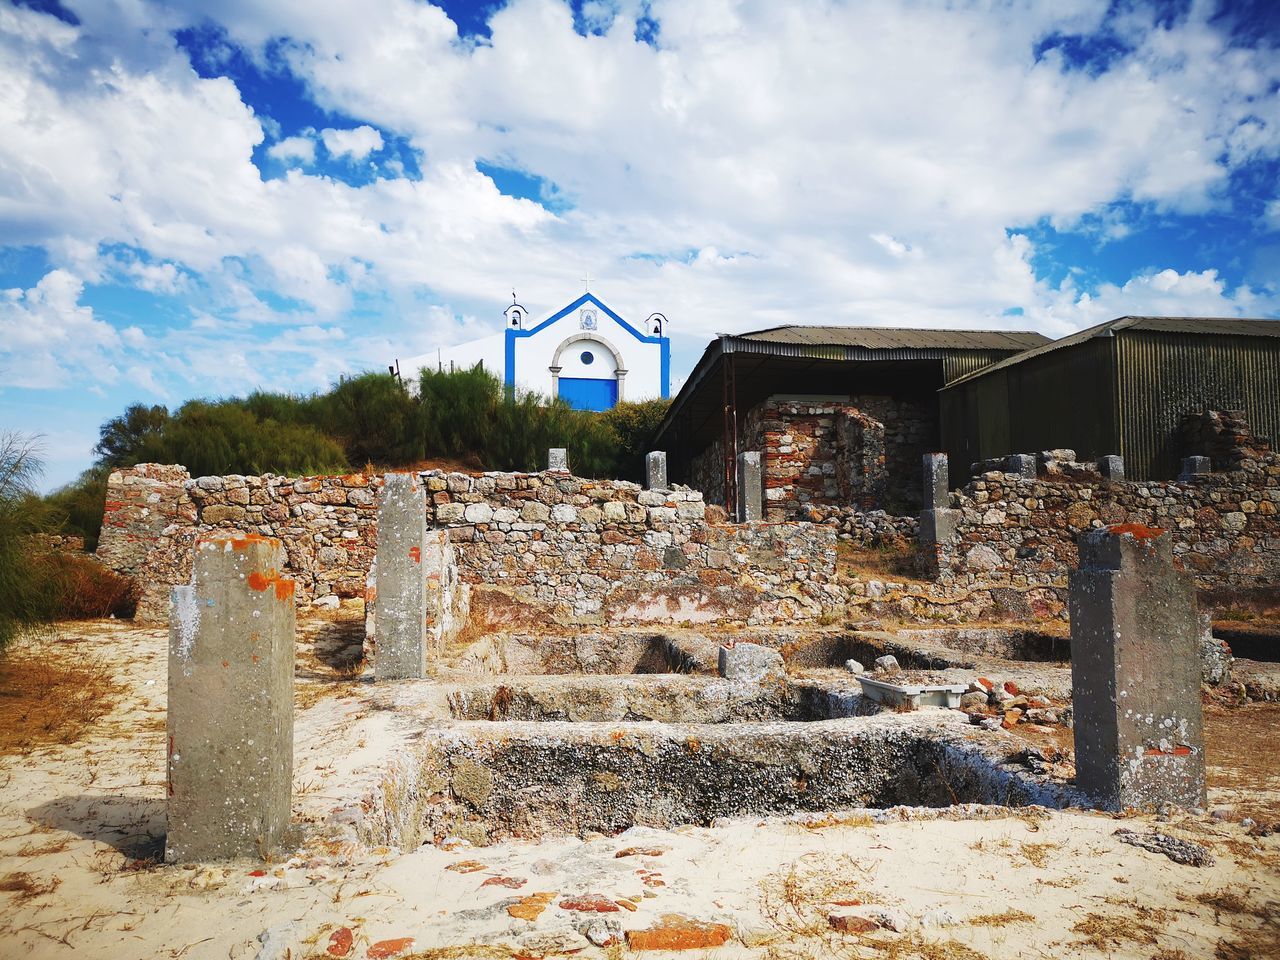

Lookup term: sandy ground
[0,620,1277,960]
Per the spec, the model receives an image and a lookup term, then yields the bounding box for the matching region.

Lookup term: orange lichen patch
[616,899,638,912]
[1145,745,1193,756]
[609,731,626,743]
[559,895,621,912]
[615,847,669,859]
[1106,522,1165,541]
[196,531,278,550]
[481,876,526,889]
[409,546,421,564]
[625,915,733,951]
[326,927,354,957]
[246,568,295,601]
[445,860,488,874]
[366,937,414,959]
[507,891,556,921]
[686,737,701,753]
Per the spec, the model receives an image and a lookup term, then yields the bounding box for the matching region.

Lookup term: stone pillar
[548,448,569,473]
[166,533,295,862]
[1180,456,1211,479]
[1004,454,1036,479]
[923,453,948,508]
[1068,524,1206,811]
[917,454,958,578]
[1097,455,1125,481]
[736,451,763,522]
[374,473,428,681]
[646,451,668,490]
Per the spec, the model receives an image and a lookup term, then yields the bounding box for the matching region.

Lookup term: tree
[0,432,56,649]
[93,403,170,467]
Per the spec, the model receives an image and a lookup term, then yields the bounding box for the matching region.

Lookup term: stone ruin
[160,450,1235,863]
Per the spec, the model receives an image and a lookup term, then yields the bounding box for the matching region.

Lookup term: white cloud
[0,0,1275,423]
[267,134,316,165]
[0,270,125,389]
[320,125,383,160]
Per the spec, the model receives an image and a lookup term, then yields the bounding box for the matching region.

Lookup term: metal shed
[652,326,1049,512]
[940,316,1280,481]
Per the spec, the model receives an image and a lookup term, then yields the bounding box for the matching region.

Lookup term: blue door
[559,377,618,411]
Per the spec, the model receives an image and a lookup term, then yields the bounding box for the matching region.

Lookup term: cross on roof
[580,273,592,292]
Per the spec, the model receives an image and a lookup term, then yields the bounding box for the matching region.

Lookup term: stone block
[1004,454,1036,480]
[1068,524,1206,811]
[922,453,949,508]
[166,533,294,862]
[374,474,427,680]
[1180,456,1212,479]
[717,642,784,682]
[547,448,569,472]
[1097,455,1125,481]
[737,451,763,523]
[917,507,958,545]
[645,451,668,490]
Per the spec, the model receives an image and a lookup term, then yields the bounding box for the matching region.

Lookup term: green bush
[42,366,672,546]
[0,433,59,650]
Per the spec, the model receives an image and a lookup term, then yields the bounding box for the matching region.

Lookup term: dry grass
[0,871,62,904]
[796,812,877,831]
[0,640,123,754]
[16,837,71,858]
[759,854,880,943]
[1015,841,1060,868]
[968,909,1035,927]
[836,541,924,582]
[1192,888,1276,922]
[1203,702,1280,823]
[1070,912,1161,951]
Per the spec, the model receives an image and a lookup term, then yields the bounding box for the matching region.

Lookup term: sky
[1,0,1278,490]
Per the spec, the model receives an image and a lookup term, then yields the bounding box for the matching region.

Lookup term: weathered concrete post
[1069,524,1206,811]
[547,448,569,473]
[374,473,428,680]
[645,451,668,490]
[917,453,958,577]
[166,533,295,862]
[737,451,763,522]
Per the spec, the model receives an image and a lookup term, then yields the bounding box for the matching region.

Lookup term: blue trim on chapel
[504,293,670,401]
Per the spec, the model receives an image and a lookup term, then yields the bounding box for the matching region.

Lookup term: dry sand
[0,619,1277,960]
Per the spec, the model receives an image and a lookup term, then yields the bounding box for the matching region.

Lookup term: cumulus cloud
[320,125,383,160]
[267,134,316,165]
[0,0,1275,422]
[0,270,125,389]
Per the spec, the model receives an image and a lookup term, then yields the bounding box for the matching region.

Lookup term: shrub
[39,551,138,620]
[43,467,110,551]
[0,433,59,650]
[599,398,672,482]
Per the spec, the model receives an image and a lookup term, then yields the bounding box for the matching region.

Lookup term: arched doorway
[550,334,627,411]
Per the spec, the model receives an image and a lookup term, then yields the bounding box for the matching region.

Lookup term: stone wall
[745,396,934,521]
[931,450,1280,592]
[421,470,841,625]
[688,436,725,508]
[99,464,841,627]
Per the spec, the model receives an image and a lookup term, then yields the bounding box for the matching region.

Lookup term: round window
[580,350,594,365]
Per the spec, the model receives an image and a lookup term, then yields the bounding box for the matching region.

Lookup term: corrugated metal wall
[942,350,1020,384]
[1116,331,1280,479]
[941,337,1117,478]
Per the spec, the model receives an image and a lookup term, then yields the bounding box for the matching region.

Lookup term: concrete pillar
[166,533,295,862]
[1068,524,1206,811]
[918,453,959,578]
[374,473,428,681]
[923,453,949,508]
[1097,455,1125,481]
[548,448,569,473]
[736,451,763,522]
[645,451,668,490]
[1180,456,1211,479]
[1005,454,1036,480]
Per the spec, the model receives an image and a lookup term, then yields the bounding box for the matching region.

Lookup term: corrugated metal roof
[943,315,1280,388]
[738,325,1050,351]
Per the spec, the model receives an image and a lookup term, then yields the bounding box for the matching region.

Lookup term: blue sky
[2,0,1278,488]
